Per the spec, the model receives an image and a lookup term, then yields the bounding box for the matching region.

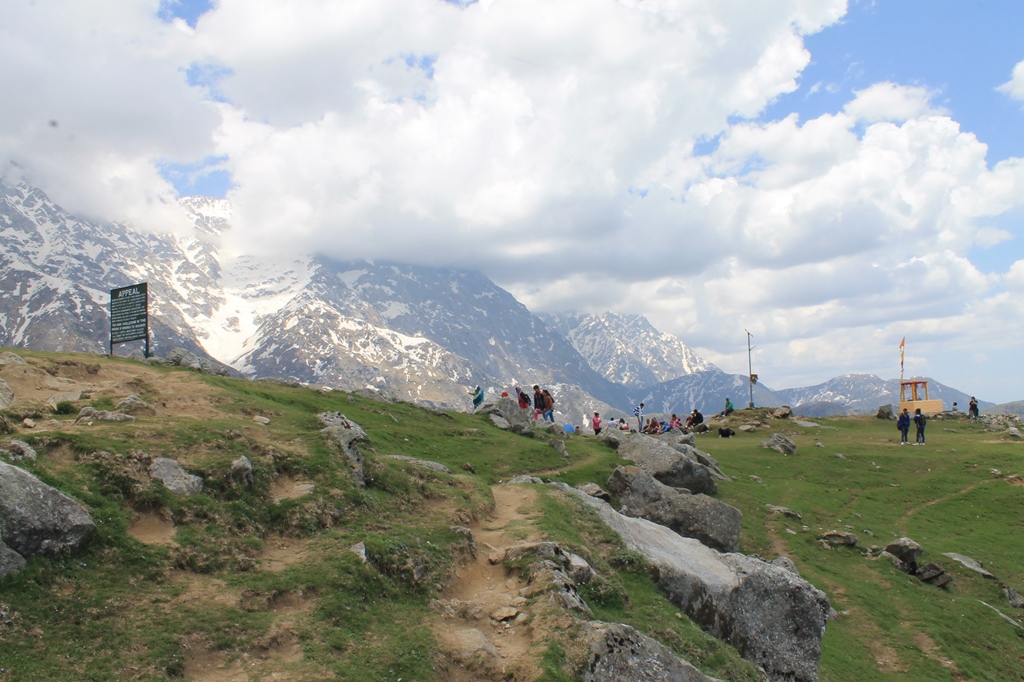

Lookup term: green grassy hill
[1,350,1021,681]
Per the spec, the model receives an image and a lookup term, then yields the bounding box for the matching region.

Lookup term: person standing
[515,386,531,410]
[968,397,979,421]
[913,408,927,445]
[633,402,644,431]
[533,385,545,420]
[470,386,484,411]
[897,408,911,445]
[542,389,556,422]
[591,412,602,436]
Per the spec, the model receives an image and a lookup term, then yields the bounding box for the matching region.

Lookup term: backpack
[522,393,531,407]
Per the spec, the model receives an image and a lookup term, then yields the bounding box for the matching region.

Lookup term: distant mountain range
[0,179,1006,422]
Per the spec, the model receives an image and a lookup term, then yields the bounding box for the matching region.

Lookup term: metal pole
[745,329,754,409]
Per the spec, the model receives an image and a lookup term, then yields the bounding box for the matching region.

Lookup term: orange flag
[899,337,905,375]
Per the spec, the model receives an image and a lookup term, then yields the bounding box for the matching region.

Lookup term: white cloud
[4,0,1024,400]
[997,59,1024,101]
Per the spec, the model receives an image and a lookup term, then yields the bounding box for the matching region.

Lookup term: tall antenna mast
[745,329,755,409]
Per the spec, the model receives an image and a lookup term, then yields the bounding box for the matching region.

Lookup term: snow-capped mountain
[541,312,716,387]
[0,180,627,417]
[1,179,1001,419]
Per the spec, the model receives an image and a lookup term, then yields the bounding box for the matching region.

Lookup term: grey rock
[772,406,793,419]
[597,428,630,448]
[115,395,156,416]
[795,420,820,428]
[527,559,592,615]
[506,474,544,485]
[0,540,27,579]
[489,413,511,430]
[149,458,204,496]
[575,482,611,501]
[771,556,800,576]
[0,378,13,410]
[876,404,896,420]
[1006,587,1024,608]
[766,504,802,521]
[251,415,271,425]
[616,433,717,495]
[738,424,757,432]
[885,538,923,568]
[488,396,535,435]
[581,621,720,682]
[1008,427,1023,440]
[565,486,830,682]
[74,406,136,424]
[231,455,254,488]
[607,466,740,552]
[566,552,596,585]
[317,412,367,487]
[0,461,96,558]
[550,439,569,457]
[46,391,82,405]
[760,433,797,455]
[164,347,232,376]
[819,531,857,546]
[384,454,452,474]
[1,440,37,462]
[943,552,996,579]
[0,352,27,366]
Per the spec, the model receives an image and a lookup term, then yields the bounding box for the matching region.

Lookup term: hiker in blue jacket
[913,408,926,445]
[471,386,484,411]
[897,408,911,445]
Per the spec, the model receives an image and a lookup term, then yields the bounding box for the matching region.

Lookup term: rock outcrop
[0,461,96,563]
[564,485,830,682]
[612,433,717,495]
[581,621,721,682]
[317,412,368,487]
[606,466,742,552]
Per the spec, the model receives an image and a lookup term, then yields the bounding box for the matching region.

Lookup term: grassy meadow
[0,350,1022,680]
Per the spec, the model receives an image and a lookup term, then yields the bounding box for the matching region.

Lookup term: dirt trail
[433,484,545,681]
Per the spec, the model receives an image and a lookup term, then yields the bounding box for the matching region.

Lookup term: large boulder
[0,461,96,559]
[760,433,797,455]
[615,433,717,495]
[876,405,896,420]
[581,621,720,682]
[607,467,741,552]
[565,485,830,682]
[486,396,535,435]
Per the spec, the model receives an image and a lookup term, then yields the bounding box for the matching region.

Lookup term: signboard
[110,283,149,355]
[749,373,758,385]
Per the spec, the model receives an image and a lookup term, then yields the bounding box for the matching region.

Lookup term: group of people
[512,385,556,422]
[591,404,709,435]
[897,407,928,445]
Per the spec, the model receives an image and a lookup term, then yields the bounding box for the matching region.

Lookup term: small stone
[491,607,518,622]
[252,415,271,425]
[22,418,35,429]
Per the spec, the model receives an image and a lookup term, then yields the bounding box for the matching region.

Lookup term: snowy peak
[542,311,716,387]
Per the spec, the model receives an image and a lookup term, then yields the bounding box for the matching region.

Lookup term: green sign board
[110,283,149,354]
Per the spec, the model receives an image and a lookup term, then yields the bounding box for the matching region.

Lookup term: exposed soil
[433,484,549,681]
[268,476,315,503]
[128,511,178,546]
[0,355,231,428]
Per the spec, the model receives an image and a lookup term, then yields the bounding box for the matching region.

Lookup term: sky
[2,0,1023,403]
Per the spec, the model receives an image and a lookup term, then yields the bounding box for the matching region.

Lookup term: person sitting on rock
[685,409,704,429]
[642,418,660,434]
[724,397,734,416]
[618,418,630,431]
[669,414,683,430]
